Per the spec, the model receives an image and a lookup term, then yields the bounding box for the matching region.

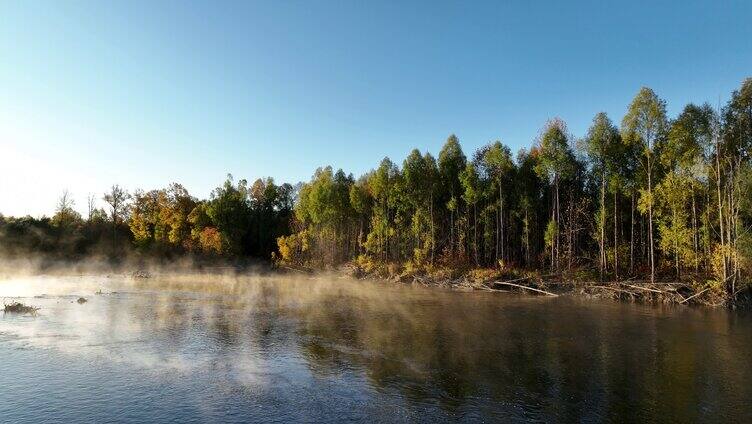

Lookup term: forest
[1,80,751,303]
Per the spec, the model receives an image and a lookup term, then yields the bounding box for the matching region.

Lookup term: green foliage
[544,220,557,249]
[584,112,621,175]
[438,134,467,198]
[621,87,668,154]
[349,182,371,216]
[460,163,480,206]
[722,77,752,156]
[480,141,514,189]
[664,103,715,171]
[535,119,574,184]
[636,188,652,215]
[654,172,695,271]
[206,176,252,255]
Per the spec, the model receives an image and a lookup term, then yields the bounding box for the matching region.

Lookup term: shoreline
[327,263,750,308]
[2,260,748,308]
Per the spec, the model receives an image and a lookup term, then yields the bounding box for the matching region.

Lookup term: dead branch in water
[491,281,558,297]
[622,284,666,294]
[475,285,497,292]
[679,287,710,304]
[490,276,533,285]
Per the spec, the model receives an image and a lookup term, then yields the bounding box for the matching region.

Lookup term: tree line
[0,80,750,300]
[0,177,294,262]
[278,80,752,300]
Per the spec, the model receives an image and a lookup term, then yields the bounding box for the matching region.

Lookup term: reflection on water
[0,274,751,422]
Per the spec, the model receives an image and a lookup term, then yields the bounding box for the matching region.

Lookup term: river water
[0,274,750,423]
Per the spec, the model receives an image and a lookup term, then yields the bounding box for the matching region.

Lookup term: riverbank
[3,256,748,308]
[326,261,751,308]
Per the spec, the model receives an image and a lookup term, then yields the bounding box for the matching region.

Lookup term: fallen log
[475,285,498,292]
[622,284,666,294]
[490,276,533,285]
[679,287,710,304]
[491,281,558,297]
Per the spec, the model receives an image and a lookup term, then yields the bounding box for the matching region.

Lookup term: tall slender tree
[481,141,515,265]
[535,119,575,271]
[438,135,467,255]
[583,113,621,278]
[622,87,668,283]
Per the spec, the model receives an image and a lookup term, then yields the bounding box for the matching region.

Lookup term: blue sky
[1,1,750,217]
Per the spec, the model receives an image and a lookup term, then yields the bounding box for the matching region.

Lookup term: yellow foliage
[198,227,222,254]
[276,230,312,265]
[707,243,746,292]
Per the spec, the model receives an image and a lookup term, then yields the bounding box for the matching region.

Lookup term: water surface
[1,274,750,423]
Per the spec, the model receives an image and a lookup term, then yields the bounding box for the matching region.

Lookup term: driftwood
[475,285,498,292]
[492,281,558,297]
[490,276,533,285]
[679,287,710,304]
[622,284,666,294]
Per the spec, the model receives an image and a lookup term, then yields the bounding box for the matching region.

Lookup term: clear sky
[1,1,750,217]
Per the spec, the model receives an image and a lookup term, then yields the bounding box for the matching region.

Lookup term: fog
[0,266,438,382]
[2,265,752,421]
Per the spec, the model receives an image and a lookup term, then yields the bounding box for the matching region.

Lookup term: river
[0,274,750,423]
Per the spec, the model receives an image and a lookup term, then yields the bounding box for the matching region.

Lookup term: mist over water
[1,272,751,422]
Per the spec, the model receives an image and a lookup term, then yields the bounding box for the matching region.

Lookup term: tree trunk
[600,176,606,278]
[715,143,727,284]
[497,182,502,264]
[568,191,573,273]
[691,189,698,273]
[501,198,505,264]
[430,192,435,264]
[647,158,655,284]
[555,175,560,272]
[450,207,455,256]
[525,208,530,265]
[630,190,635,275]
[614,189,618,281]
[473,203,478,266]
